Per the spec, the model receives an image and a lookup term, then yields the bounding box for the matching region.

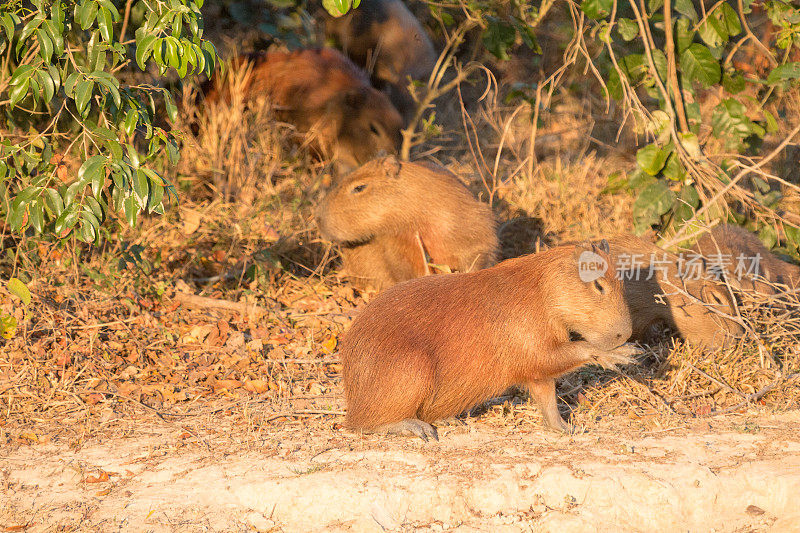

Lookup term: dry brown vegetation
[1,3,799,465]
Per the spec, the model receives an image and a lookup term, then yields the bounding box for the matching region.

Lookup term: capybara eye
[369,123,380,136]
[594,279,606,294]
[351,184,368,194]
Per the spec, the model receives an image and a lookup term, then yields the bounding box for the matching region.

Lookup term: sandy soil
[3,410,800,532]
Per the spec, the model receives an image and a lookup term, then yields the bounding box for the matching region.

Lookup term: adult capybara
[315,156,499,290]
[204,48,403,171]
[323,0,437,120]
[691,224,799,295]
[341,241,637,440]
[608,234,743,348]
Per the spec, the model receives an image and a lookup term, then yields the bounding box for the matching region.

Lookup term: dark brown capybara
[340,241,637,440]
[204,48,403,171]
[323,0,437,121]
[316,156,499,290]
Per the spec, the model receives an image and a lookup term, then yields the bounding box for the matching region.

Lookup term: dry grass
[2,25,800,446]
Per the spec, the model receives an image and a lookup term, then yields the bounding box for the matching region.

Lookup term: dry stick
[119,0,134,45]
[264,409,345,422]
[663,0,689,133]
[173,292,273,316]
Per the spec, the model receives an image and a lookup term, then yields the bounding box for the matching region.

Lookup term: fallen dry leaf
[213,379,242,392]
[244,379,270,394]
[83,472,110,483]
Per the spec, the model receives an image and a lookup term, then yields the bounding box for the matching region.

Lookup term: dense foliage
[0,0,217,243]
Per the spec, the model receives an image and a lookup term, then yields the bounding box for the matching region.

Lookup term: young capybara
[691,224,799,295]
[323,0,437,120]
[608,234,744,348]
[203,48,403,171]
[341,241,637,440]
[315,156,499,290]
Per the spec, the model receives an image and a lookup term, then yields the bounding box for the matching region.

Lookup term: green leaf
[482,18,516,61]
[9,79,30,106]
[617,18,639,41]
[581,0,612,19]
[675,18,694,53]
[123,194,138,226]
[718,3,741,38]
[135,34,157,70]
[9,64,35,87]
[674,0,698,21]
[54,203,80,236]
[662,153,685,181]
[36,69,55,103]
[75,79,94,117]
[28,198,44,232]
[678,132,702,159]
[698,13,727,48]
[680,43,721,88]
[633,181,675,234]
[636,143,670,175]
[322,0,351,16]
[78,155,106,187]
[37,27,53,62]
[44,188,65,217]
[722,71,746,94]
[8,278,31,305]
[78,0,98,30]
[98,6,113,41]
[164,91,178,122]
[0,315,17,339]
[766,62,800,85]
[711,98,765,150]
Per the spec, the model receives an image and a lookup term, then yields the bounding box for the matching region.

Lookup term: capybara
[608,234,744,348]
[341,241,637,440]
[204,48,403,171]
[315,156,499,290]
[691,224,799,295]
[323,0,437,120]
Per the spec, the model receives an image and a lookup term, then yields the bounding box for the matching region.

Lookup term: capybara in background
[341,241,637,440]
[323,0,437,120]
[691,224,799,294]
[608,234,744,348]
[315,156,499,290]
[204,48,403,171]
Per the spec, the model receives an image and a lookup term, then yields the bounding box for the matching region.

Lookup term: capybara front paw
[594,343,641,369]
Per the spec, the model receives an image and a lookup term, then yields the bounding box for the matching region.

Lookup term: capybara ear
[342,88,367,110]
[596,239,610,254]
[380,154,402,179]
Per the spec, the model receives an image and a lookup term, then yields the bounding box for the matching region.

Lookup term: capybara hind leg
[527,378,571,433]
[378,419,439,441]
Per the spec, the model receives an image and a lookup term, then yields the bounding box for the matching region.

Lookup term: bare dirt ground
[3,409,800,532]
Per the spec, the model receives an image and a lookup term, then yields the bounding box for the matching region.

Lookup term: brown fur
[316,156,499,290]
[204,48,403,171]
[341,243,635,436]
[323,0,437,120]
[691,224,799,295]
[608,234,744,348]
